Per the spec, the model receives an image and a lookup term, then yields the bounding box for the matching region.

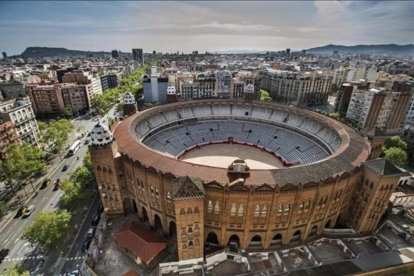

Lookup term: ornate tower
[89,123,124,216]
[166,85,179,103]
[123,92,137,117]
[173,176,205,261]
[346,158,402,233]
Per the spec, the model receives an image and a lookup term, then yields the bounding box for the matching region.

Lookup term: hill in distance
[19,47,131,58]
[306,44,414,55]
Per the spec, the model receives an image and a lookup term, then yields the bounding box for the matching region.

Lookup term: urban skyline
[1,1,414,55]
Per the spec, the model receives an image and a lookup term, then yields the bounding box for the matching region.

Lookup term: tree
[22,210,72,252]
[384,136,407,151]
[3,264,30,276]
[38,119,74,154]
[83,152,94,174]
[0,144,46,193]
[260,90,272,101]
[330,112,341,120]
[60,179,83,207]
[383,147,407,167]
[71,166,94,188]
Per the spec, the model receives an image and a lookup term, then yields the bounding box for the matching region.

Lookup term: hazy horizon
[1,1,413,55]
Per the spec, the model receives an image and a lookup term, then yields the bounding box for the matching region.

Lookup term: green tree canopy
[60,179,83,207]
[383,146,407,167]
[71,166,94,188]
[22,210,72,252]
[0,143,46,191]
[260,90,272,101]
[92,66,148,115]
[384,136,407,151]
[3,264,30,276]
[38,119,74,154]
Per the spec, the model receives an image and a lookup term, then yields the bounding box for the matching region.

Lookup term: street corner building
[88,99,403,262]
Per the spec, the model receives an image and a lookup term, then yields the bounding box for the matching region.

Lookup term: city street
[0,105,117,275]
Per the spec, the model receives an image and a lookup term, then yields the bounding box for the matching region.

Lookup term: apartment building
[60,83,91,112]
[259,69,333,105]
[26,84,64,114]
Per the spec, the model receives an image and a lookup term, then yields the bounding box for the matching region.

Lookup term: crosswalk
[2,255,43,262]
[2,255,85,262]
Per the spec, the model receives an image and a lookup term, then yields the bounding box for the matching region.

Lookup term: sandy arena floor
[179,144,284,169]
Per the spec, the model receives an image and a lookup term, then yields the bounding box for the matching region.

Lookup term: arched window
[188,241,193,247]
[180,208,186,215]
[194,207,199,213]
[207,201,213,213]
[254,204,260,217]
[237,203,244,217]
[369,182,374,189]
[261,205,268,216]
[188,227,193,233]
[187,208,193,214]
[230,203,237,216]
[214,201,220,214]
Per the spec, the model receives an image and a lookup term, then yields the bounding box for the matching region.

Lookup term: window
[207,201,213,213]
[261,205,268,217]
[237,204,244,217]
[254,204,260,217]
[214,201,220,214]
[230,203,237,216]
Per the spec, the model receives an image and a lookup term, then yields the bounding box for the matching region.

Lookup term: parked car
[84,139,90,145]
[91,213,100,226]
[69,270,80,276]
[62,164,69,172]
[53,179,61,191]
[81,236,92,252]
[0,248,10,263]
[86,227,95,239]
[40,178,51,189]
[22,205,35,218]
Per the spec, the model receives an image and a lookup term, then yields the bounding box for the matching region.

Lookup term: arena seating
[136,103,342,165]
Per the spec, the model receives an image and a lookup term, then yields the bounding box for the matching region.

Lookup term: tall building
[2,52,7,60]
[0,114,19,159]
[142,67,169,103]
[346,88,387,129]
[111,50,119,59]
[100,74,119,91]
[132,48,144,64]
[334,83,354,114]
[215,70,232,99]
[231,78,245,99]
[26,84,65,114]
[56,67,78,83]
[60,83,91,113]
[346,85,412,132]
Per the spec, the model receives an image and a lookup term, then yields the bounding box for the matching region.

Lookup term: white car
[22,205,35,218]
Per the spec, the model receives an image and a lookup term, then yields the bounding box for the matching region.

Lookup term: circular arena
[91,99,389,260]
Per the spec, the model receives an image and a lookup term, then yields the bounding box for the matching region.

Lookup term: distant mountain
[306,44,414,55]
[19,47,130,58]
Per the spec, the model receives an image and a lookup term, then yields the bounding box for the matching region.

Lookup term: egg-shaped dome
[90,123,113,146]
[166,85,176,95]
[123,92,136,105]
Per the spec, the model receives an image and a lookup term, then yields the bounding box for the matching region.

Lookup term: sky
[0,1,413,55]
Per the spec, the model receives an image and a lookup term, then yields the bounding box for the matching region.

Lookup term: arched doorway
[141,207,149,223]
[227,234,240,252]
[132,199,138,213]
[325,219,332,229]
[290,230,301,243]
[154,214,163,235]
[123,198,131,214]
[169,221,177,239]
[249,235,262,248]
[271,233,282,245]
[308,225,318,237]
[206,232,219,245]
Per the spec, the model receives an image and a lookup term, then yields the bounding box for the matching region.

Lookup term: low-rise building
[0,114,19,159]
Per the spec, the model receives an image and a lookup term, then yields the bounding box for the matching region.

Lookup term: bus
[68,140,81,156]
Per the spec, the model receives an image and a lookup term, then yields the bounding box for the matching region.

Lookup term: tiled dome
[90,123,113,146]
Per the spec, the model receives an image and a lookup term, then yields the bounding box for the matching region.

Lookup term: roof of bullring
[363,158,402,176]
[113,100,370,187]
